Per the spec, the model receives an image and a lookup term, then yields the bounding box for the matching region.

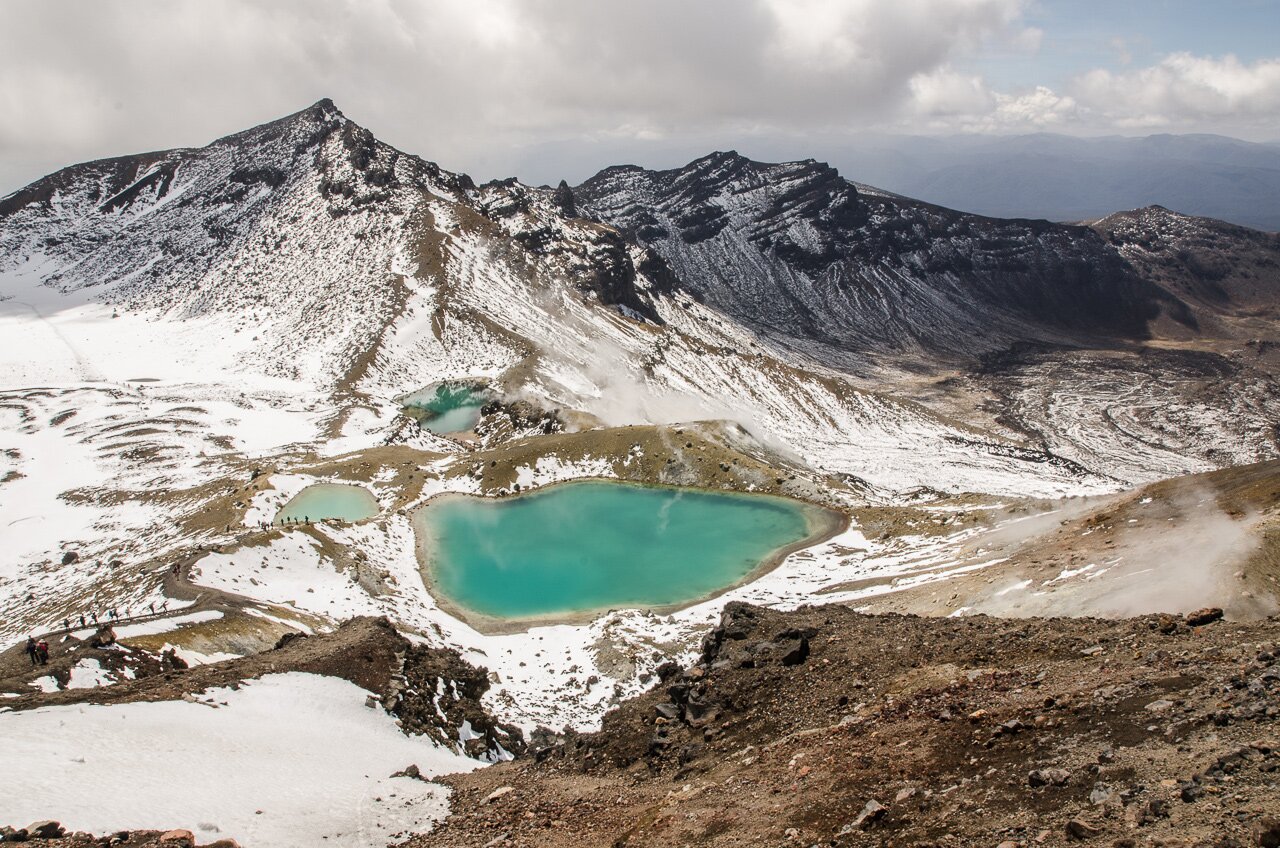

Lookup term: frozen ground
[0,672,475,847]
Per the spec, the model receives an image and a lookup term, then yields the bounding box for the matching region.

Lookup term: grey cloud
[3,1,1277,196]
[0,0,1029,191]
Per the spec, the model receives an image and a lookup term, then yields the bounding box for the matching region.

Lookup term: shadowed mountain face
[1092,205,1280,328]
[575,152,1198,364]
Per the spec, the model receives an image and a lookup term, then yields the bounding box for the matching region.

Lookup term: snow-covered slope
[0,99,463,389]
[3,101,1280,674]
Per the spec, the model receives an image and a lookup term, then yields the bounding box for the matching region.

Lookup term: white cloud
[902,53,1280,137]
[992,86,1078,127]
[908,68,995,118]
[0,0,1034,191]
[1072,53,1280,127]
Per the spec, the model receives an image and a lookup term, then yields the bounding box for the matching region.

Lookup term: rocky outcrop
[412,603,1280,848]
[390,643,526,761]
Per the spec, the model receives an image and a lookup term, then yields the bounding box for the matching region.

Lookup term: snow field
[0,672,476,847]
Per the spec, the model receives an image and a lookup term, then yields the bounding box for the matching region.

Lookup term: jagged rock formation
[392,642,527,761]
[575,152,1196,365]
[1,616,517,764]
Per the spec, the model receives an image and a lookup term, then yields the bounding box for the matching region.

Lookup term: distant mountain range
[817,133,1280,232]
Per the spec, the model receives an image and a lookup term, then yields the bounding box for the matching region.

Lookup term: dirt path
[0,542,298,694]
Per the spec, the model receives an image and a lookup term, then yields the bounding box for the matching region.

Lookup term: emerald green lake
[276,483,379,524]
[401,383,488,434]
[415,481,831,620]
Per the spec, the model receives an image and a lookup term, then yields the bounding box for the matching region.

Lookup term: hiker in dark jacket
[25,637,38,666]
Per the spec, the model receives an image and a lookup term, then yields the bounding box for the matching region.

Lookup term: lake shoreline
[409,478,849,636]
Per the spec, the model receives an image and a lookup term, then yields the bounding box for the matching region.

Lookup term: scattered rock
[484,786,515,804]
[25,821,63,839]
[1187,607,1224,627]
[1124,798,1169,826]
[1065,817,1103,839]
[159,830,195,846]
[1028,768,1071,787]
[850,799,886,830]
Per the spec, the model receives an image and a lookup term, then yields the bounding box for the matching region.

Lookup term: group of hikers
[59,608,118,631]
[23,637,49,666]
[276,516,311,526]
[51,599,169,634]
[19,598,177,665]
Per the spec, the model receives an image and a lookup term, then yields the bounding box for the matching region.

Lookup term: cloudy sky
[1,0,1277,192]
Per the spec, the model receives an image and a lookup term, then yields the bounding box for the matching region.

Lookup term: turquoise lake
[276,483,379,524]
[401,383,488,434]
[414,481,832,620]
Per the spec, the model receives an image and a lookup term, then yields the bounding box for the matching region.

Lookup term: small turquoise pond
[415,481,834,620]
[276,483,379,524]
[402,383,489,434]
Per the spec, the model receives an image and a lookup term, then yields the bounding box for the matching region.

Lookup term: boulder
[1065,817,1103,839]
[159,829,195,846]
[273,631,307,650]
[1187,607,1224,627]
[1255,817,1280,848]
[851,799,886,829]
[484,786,514,804]
[25,821,63,839]
[1028,768,1071,787]
[88,626,116,648]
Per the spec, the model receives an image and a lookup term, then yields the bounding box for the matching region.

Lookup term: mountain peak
[305,97,343,121]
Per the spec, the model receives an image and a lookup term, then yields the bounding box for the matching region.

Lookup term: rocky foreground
[411,603,1280,848]
[6,606,1279,847]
